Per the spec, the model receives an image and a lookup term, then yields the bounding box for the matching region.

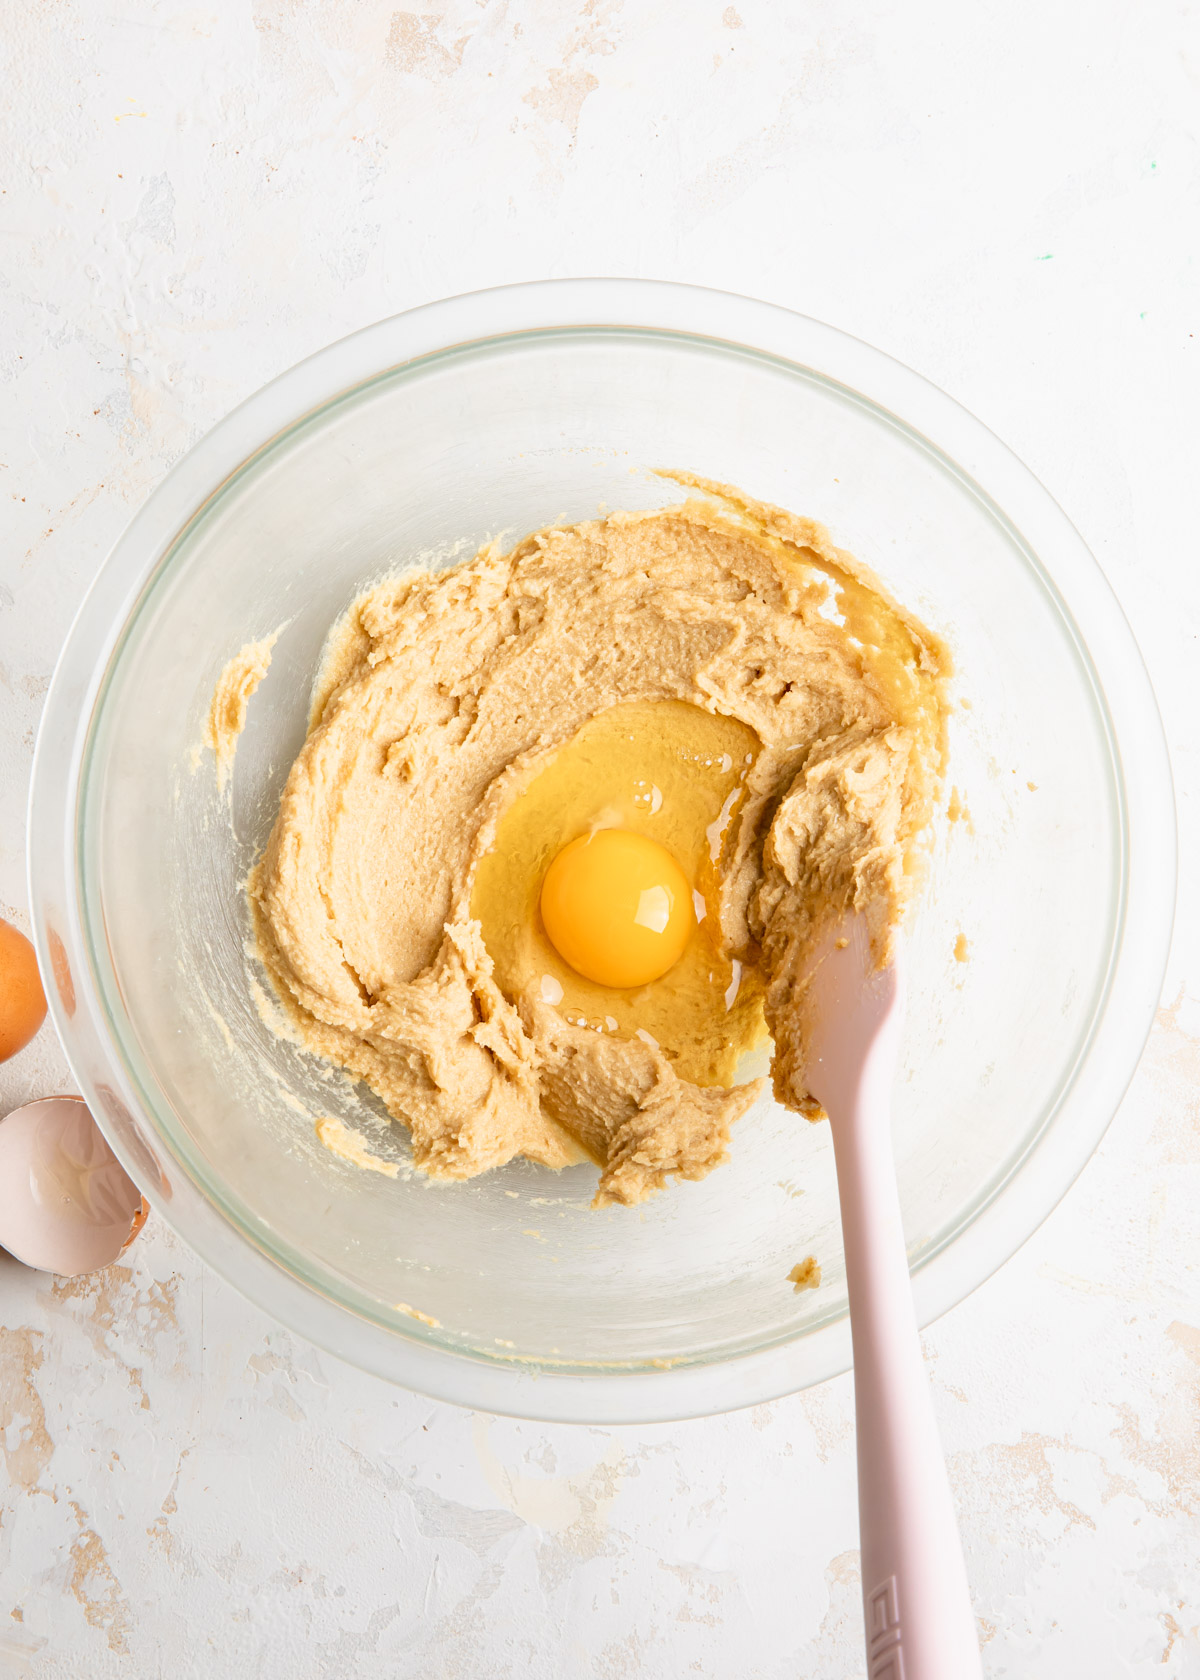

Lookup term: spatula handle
[830,1055,983,1680]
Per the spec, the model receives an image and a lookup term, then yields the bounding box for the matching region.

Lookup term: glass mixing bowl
[29,281,1175,1422]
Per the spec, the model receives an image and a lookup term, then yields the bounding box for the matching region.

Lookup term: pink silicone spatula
[804,911,982,1680]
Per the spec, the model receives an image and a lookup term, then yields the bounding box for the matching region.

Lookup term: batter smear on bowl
[249,476,948,1206]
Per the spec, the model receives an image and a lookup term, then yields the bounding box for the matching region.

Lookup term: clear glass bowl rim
[28,279,1177,1423]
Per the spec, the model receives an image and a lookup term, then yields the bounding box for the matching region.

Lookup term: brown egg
[0,1096,148,1275]
[0,919,47,1062]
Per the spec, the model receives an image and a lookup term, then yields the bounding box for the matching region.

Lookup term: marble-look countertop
[2,2,1197,1675]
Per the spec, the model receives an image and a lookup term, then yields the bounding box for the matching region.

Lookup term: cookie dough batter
[249,478,947,1206]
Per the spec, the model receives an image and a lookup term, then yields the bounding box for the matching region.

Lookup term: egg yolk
[540,829,693,989]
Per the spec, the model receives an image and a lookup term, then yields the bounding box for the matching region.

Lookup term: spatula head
[802,910,905,1121]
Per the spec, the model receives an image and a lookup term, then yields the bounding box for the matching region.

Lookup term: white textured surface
[1,1,1198,1674]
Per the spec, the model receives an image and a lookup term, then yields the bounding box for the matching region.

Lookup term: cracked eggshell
[0,1096,148,1276]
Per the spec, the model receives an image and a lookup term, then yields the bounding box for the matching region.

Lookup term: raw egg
[473,699,770,1087]
[541,829,693,988]
[0,1096,148,1275]
[0,918,47,1062]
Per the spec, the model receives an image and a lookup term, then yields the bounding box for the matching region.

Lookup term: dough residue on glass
[200,632,278,792]
[395,1302,440,1328]
[250,477,949,1207]
[314,1114,400,1178]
